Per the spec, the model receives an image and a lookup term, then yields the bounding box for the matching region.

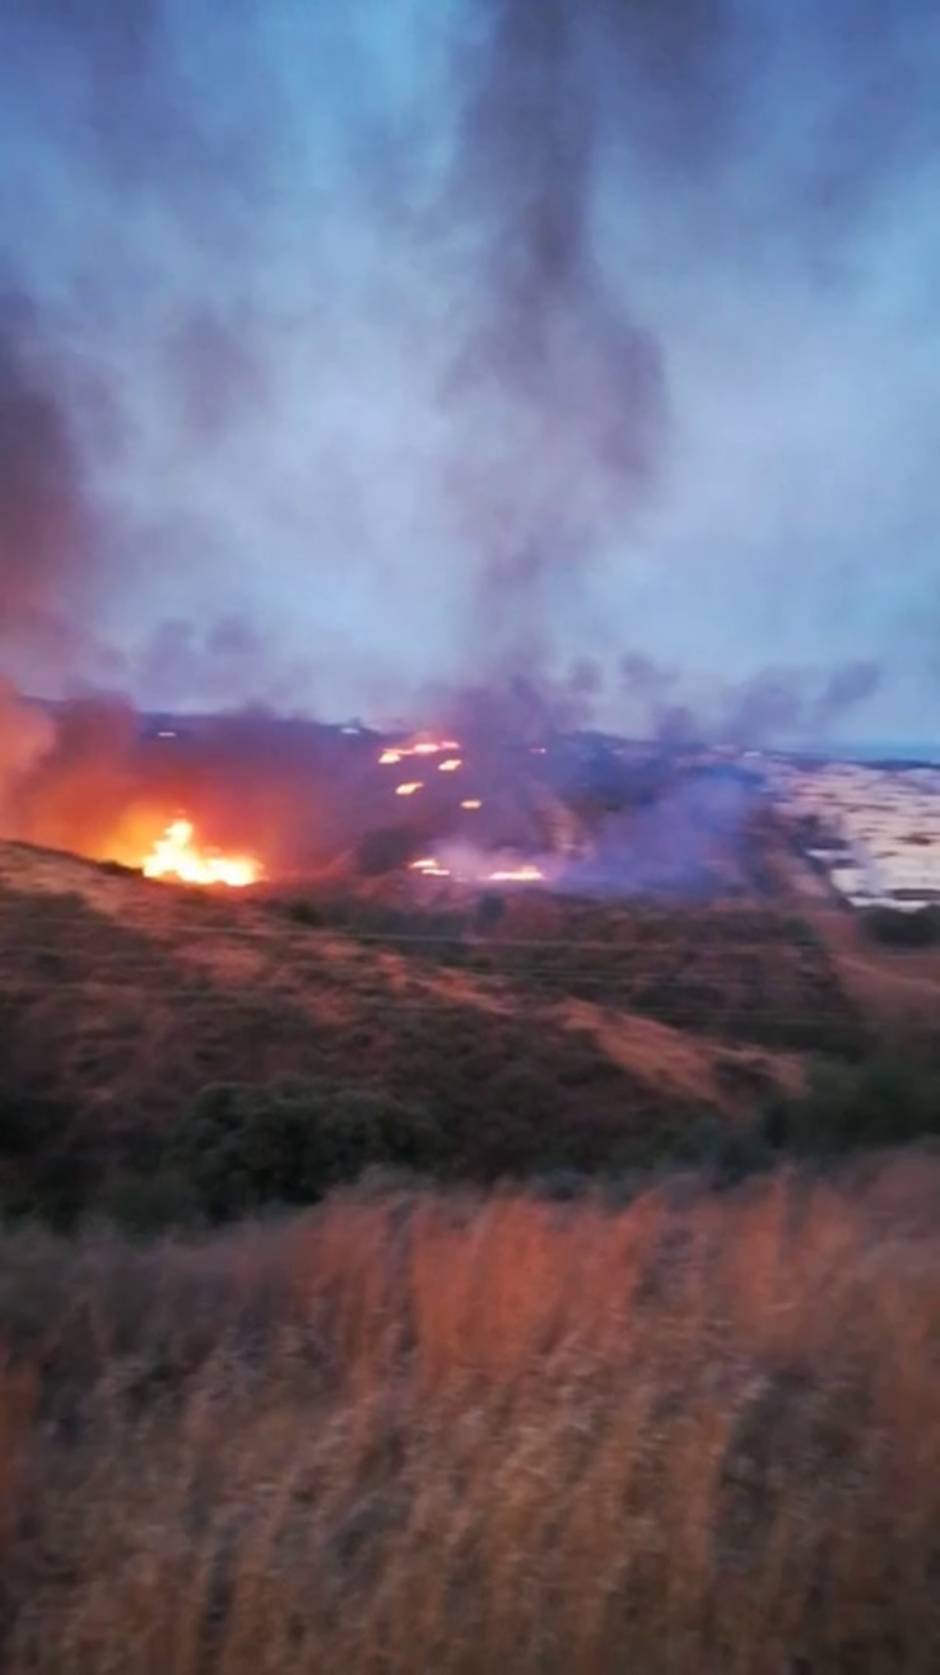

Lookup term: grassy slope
[0,1164,938,1673]
[0,840,832,1155]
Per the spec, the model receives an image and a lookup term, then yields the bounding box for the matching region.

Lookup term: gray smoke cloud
[0,682,55,828]
[0,293,96,664]
[0,0,936,745]
[443,1,665,675]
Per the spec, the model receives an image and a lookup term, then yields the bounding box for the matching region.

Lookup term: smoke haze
[0,1,938,744]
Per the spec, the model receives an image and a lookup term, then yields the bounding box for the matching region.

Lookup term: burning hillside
[142,819,261,889]
[0,689,770,902]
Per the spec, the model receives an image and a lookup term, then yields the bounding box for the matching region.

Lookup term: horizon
[21,692,940,766]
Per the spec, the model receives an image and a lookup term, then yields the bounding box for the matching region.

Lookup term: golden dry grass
[0,1162,938,1672]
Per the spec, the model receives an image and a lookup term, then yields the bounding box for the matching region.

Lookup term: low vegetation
[0,845,936,1231]
[0,1166,937,1673]
[860,904,940,948]
[0,844,938,1669]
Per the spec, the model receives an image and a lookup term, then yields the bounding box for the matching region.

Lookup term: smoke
[0,1,937,739]
[2,698,411,879]
[10,694,139,856]
[0,685,55,828]
[811,661,883,736]
[135,615,317,713]
[443,2,665,676]
[616,652,884,746]
[0,294,99,674]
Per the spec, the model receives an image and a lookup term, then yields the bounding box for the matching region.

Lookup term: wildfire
[142,819,260,888]
[379,738,461,766]
[410,856,451,878]
[379,730,545,889]
[487,864,544,884]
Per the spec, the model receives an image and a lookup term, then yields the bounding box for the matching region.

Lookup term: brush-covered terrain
[2,835,926,1230]
[1,839,940,1672]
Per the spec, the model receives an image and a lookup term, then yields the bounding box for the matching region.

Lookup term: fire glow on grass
[142,819,260,888]
[381,734,544,886]
[409,851,545,886]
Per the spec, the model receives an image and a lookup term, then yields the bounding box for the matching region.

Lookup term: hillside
[0,838,874,1225]
[0,843,814,1105]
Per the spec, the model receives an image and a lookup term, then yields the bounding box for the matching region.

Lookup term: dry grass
[0,1161,938,1672]
[0,841,847,1131]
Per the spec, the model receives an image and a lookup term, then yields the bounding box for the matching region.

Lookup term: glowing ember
[461,798,483,811]
[438,757,462,772]
[487,864,545,884]
[395,781,423,797]
[142,819,260,888]
[410,856,451,878]
[379,738,462,765]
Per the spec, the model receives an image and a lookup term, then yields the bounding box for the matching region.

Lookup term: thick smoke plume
[445,1,664,675]
[0,0,937,747]
[0,295,97,674]
[0,685,55,825]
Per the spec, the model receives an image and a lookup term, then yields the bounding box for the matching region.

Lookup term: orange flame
[438,757,462,772]
[142,819,260,888]
[487,864,544,884]
[395,781,424,797]
[460,798,483,811]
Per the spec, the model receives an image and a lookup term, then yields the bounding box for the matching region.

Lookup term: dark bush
[95,1168,204,1236]
[860,906,940,948]
[766,1056,940,1155]
[167,1079,441,1221]
[0,1094,103,1229]
[283,899,325,928]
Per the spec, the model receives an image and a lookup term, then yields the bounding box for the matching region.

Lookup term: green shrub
[167,1079,440,1221]
[95,1168,204,1236]
[0,1094,103,1230]
[766,1056,940,1155]
[283,898,325,928]
[861,906,940,948]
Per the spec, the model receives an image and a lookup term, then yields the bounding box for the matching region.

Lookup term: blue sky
[0,0,938,743]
